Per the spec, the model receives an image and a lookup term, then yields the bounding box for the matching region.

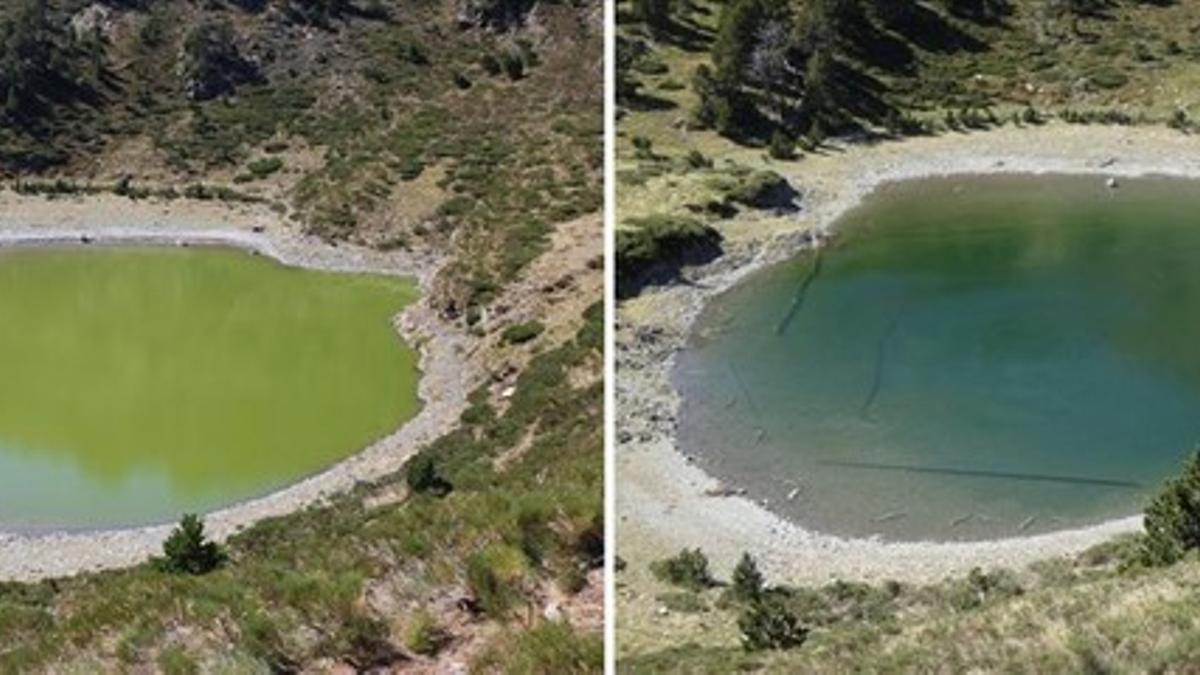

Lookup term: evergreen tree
[633,0,672,34]
[159,514,225,575]
[712,0,773,84]
[738,597,808,651]
[1141,449,1200,566]
[0,0,60,120]
[732,552,765,601]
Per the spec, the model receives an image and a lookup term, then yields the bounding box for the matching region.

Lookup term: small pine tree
[731,552,764,602]
[159,514,225,575]
[407,454,452,496]
[738,597,808,652]
[1140,449,1200,566]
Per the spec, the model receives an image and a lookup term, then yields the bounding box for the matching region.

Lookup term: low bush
[650,548,713,592]
[322,614,396,670]
[467,544,529,618]
[738,597,808,652]
[405,611,447,657]
[406,454,452,496]
[947,567,1023,611]
[767,130,795,160]
[247,157,284,178]
[616,214,721,296]
[684,149,712,169]
[727,170,792,209]
[1089,67,1129,90]
[474,621,603,673]
[503,321,545,345]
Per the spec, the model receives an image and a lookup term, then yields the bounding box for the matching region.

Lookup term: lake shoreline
[618,125,1200,585]
[0,192,480,581]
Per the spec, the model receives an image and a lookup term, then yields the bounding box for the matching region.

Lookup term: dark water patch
[774,250,824,337]
[820,460,1140,489]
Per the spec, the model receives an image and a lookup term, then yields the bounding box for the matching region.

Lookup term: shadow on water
[821,460,1141,489]
[859,305,905,418]
[774,250,825,336]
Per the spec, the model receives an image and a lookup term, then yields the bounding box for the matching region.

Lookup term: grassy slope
[0,302,603,673]
[3,0,602,313]
[0,0,603,672]
[617,0,1200,231]
[618,0,1200,670]
[623,539,1200,672]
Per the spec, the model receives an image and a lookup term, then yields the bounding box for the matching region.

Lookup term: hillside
[1,0,602,314]
[616,0,1200,670]
[616,0,1200,291]
[0,0,603,672]
[621,536,1200,672]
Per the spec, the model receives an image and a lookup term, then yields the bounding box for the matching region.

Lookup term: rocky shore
[618,124,1200,585]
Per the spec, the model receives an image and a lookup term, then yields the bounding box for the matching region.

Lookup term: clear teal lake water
[676,175,1200,541]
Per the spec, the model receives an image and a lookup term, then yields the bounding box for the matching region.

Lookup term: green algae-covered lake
[0,246,420,532]
[676,174,1200,542]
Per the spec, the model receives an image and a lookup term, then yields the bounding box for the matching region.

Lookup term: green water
[677,175,1200,541]
[0,247,420,531]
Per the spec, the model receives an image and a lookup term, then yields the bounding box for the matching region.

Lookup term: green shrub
[728,170,789,208]
[467,545,528,617]
[631,135,655,160]
[247,157,284,178]
[738,597,808,652]
[480,53,502,76]
[767,130,795,160]
[503,321,545,345]
[324,614,396,670]
[236,610,292,669]
[157,646,199,675]
[650,548,713,591]
[1140,450,1200,566]
[731,552,764,602]
[684,149,712,169]
[617,214,716,267]
[158,514,225,575]
[1168,109,1191,133]
[948,567,1023,611]
[500,49,525,80]
[1090,67,1129,90]
[406,454,452,496]
[397,156,425,181]
[474,621,603,673]
[405,611,446,657]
